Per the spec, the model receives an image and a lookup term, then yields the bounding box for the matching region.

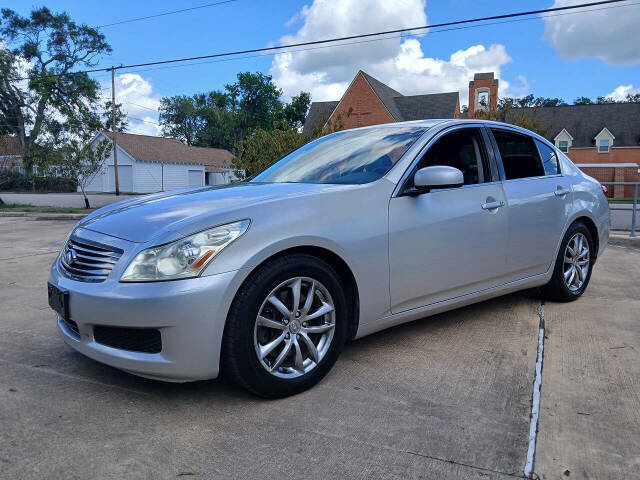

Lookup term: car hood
[77,182,350,243]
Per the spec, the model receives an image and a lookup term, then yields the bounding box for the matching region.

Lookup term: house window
[558,140,569,153]
[598,139,610,153]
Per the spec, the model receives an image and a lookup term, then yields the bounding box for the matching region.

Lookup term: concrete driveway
[1,218,638,479]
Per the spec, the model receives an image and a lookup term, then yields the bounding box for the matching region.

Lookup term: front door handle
[554,187,569,197]
[481,200,505,210]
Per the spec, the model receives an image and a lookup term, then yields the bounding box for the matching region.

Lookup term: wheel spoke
[299,331,319,363]
[304,323,335,334]
[301,281,315,315]
[577,258,589,266]
[564,267,573,280]
[567,267,576,286]
[564,256,573,264]
[268,295,291,318]
[270,339,292,372]
[257,315,286,330]
[576,265,585,282]
[305,301,334,321]
[292,338,304,372]
[291,278,302,314]
[259,332,286,360]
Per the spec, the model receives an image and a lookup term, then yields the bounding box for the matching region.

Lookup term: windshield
[251,126,426,184]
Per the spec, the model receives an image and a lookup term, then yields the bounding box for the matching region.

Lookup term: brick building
[507,103,640,198]
[302,70,460,136]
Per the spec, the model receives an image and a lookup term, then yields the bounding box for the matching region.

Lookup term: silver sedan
[48,119,610,397]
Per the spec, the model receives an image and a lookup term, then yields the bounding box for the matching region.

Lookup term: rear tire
[222,254,347,398]
[541,221,594,302]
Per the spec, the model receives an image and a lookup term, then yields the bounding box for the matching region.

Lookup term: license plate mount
[47,282,69,321]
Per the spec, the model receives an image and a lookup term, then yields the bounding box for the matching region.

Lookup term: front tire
[222,254,348,398]
[541,221,594,302]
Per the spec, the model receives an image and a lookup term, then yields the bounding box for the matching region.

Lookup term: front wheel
[222,254,348,398]
[541,221,594,302]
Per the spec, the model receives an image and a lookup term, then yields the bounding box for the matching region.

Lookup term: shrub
[0,170,77,192]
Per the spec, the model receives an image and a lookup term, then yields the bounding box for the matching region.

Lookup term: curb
[609,232,640,249]
[0,212,87,221]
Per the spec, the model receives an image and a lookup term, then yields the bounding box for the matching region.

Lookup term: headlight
[120,219,250,282]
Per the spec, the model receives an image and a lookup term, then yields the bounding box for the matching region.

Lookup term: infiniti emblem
[65,248,78,265]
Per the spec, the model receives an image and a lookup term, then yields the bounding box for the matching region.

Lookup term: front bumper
[49,257,241,382]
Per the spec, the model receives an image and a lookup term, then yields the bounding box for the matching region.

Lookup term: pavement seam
[403,450,526,478]
[524,301,545,479]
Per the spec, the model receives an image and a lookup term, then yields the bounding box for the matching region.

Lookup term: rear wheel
[541,221,594,302]
[222,254,347,398]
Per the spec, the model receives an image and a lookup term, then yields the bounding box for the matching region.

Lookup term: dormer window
[558,140,569,153]
[594,127,615,154]
[598,139,610,153]
[554,128,573,153]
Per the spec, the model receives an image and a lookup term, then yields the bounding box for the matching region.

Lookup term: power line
[96,0,238,28]
[11,0,632,81]
[112,0,640,78]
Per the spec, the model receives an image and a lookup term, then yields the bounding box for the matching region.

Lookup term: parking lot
[1,217,638,479]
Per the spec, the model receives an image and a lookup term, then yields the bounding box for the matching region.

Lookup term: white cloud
[605,84,640,100]
[269,0,512,106]
[543,0,640,66]
[100,73,161,136]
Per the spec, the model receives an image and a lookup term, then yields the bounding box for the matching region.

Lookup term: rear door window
[491,129,544,180]
[535,139,560,176]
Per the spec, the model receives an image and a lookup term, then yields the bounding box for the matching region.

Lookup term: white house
[85,131,237,193]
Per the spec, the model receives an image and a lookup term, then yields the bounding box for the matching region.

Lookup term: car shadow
[62,289,539,402]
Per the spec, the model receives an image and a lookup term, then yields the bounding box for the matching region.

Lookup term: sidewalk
[0,192,139,208]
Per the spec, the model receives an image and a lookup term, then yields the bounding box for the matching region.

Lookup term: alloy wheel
[253,277,336,379]
[563,232,590,292]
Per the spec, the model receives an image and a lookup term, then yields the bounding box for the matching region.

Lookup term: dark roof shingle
[505,103,640,147]
[302,101,339,136]
[393,92,459,120]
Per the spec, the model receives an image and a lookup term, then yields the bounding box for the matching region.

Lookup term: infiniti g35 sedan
[48,120,610,397]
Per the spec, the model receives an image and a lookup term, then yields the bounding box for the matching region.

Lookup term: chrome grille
[59,237,123,283]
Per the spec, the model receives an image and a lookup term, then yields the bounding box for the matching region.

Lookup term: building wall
[567,147,640,165]
[326,73,394,131]
[568,146,640,198]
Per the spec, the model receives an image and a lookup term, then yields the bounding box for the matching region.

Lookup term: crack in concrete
[524,301,545,479]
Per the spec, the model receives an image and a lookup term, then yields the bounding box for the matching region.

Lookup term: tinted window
[535,140,560,175]
[251,126,425,185]
[413,129,488,186]
[492,130,544,180]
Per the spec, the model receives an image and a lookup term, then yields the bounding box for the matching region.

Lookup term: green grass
[608,199,637,204]
[0,202,93,213]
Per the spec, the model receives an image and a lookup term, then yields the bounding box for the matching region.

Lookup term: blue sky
[9,0,640,135]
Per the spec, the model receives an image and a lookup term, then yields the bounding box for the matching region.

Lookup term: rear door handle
[554,187,568,197]
[481,200,505,210]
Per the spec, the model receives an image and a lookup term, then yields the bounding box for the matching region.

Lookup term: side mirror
[412,166,464,193]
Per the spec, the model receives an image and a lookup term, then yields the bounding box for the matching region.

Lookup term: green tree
[40,132,112,208]
[158,72,311,151]
[232,110,350,179]
[102,100,128,132]
[158,95,202,145]
[574,96,594,105]
[0,7,111,173]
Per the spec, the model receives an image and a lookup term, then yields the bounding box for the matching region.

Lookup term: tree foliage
[158,72,311,151]
[0,7,111,173]
[232,110,351,179]
[40,132,111,208]
[102,100,129,132]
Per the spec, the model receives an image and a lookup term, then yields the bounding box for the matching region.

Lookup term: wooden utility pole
[111,67,120,196]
